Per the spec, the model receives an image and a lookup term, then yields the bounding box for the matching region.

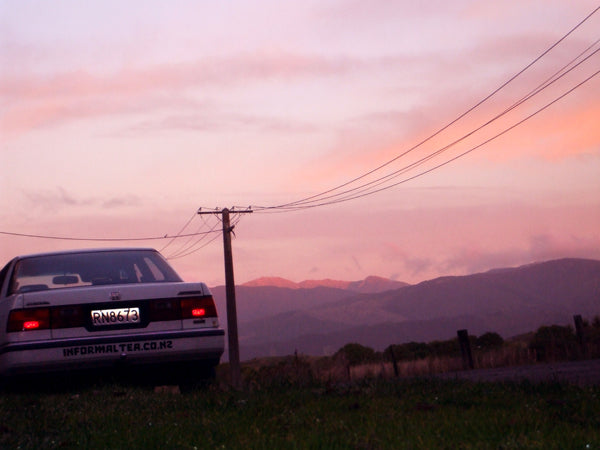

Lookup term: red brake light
[181,296,217,319]
[23,321,40,330]
[148,297,217,322]
[8,308,50,332]
[192,308,206,317]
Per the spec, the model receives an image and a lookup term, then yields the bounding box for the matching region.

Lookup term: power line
[3,7,598,246]
[166,230,222,260]
[0,209,238,245]
[252,41,600,212]
[254,5,600,212]
[165,209,248,259]
[158,210,199,253]
[165,214,223,259]
[0,229,217,242]
[257,67,600,211]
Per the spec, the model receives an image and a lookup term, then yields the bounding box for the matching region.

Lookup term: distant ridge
[242,277,299,289]
[212,258,600,361]
[242,275,408,293]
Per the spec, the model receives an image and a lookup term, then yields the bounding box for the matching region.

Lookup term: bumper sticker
[63,340,173,357]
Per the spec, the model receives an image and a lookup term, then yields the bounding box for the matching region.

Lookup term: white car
[0,248,224,381]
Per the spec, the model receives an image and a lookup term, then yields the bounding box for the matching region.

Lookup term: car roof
[13,247,159,261]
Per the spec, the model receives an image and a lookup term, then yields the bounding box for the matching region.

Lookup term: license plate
[91,307,140,326]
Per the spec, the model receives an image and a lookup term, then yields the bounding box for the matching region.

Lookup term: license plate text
[91,307,140,326]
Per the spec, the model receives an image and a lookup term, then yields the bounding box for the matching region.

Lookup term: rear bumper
[0,328,225,376]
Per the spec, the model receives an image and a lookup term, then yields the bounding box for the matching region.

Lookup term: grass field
[1,373,599,449]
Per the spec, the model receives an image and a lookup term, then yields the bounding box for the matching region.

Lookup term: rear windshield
[9,250,182,294]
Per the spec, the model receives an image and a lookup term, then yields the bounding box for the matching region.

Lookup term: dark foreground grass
[1,378,599,449]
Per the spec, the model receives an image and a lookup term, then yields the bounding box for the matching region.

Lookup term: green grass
[1,377,599,449]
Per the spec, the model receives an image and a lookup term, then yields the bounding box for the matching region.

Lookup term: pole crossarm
[197,207,253,215]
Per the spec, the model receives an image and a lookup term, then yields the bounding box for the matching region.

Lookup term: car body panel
[0,248,225,377]
[1,330,224,376]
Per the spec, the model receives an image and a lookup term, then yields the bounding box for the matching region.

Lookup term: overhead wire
[166,211,246,259]
[253,39,600,212]
[165,213,221,259]
[259,66,600,211]
[252,5,600,212]
[166,230,221,260]
[0,229,216,242]
[158,210,198,253]
[2,6,598,244]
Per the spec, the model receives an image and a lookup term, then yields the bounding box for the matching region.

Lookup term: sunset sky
[1,1,599,287]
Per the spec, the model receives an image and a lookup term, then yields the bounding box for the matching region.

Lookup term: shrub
[529,325,578,361]
[476,332,504,350]
[385,335,487,363]
[429,338,463,358]
[384,342,432,361]
[334,343,379,366]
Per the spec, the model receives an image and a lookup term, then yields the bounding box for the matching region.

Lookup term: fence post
[390,347,399,378]
[457,329,474,370]
[573,314,588,358]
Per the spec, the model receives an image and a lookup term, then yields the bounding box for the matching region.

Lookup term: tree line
[334,315,600,367]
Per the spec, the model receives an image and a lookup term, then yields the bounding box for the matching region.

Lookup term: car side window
[0,260,12,297]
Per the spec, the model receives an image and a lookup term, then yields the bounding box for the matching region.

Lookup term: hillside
[211,258,600,360]
[210,285,367,323]
[241,275,408,293]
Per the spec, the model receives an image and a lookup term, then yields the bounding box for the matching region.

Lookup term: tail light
[180,296,218,319]
[51,306,86,329]
[149,296,218,322]
[7,296,219,332]
[8,308,50,332]
[149,299,181,322]
[8,306,85,332]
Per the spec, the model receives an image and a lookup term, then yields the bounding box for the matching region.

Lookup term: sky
[1,0,599,287]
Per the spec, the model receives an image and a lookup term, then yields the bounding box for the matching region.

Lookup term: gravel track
[438,359,600,386]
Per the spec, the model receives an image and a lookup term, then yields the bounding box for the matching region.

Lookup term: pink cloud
[0,52,382,136]
[293,63,599,192]
[20,187,142,212]
[1,52,370,101]
[361,200,600,283]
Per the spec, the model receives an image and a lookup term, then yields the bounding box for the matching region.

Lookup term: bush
[429,338,463,358]
[476,332,504,350]
[385,335,488,363]
[529,325,578,361]
[581,315,600,359]
[384,342,432,362]
[334,343,379,366]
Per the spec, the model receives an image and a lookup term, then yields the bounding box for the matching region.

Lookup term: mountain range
[210,258,600,361]
[241,275,408,292]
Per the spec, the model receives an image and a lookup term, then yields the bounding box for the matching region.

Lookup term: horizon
[216,255,599,288]
[2,1,599,287]
[211,257,600,361]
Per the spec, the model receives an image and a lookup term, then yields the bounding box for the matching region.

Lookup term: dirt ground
[438,358,600,386]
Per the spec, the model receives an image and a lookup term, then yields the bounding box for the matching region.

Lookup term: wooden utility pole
[198,207,252,389]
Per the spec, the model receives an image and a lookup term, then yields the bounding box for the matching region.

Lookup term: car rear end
[0,249,225,380]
